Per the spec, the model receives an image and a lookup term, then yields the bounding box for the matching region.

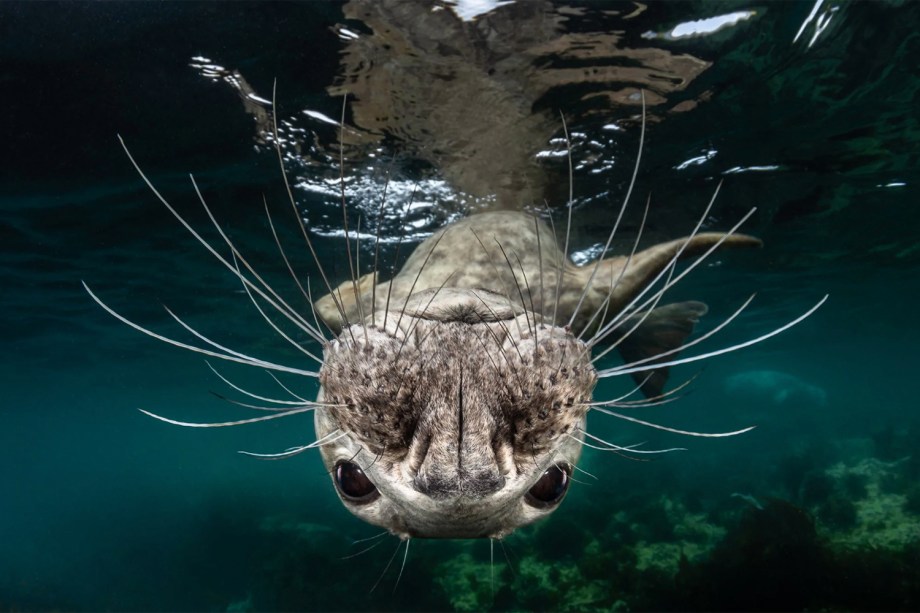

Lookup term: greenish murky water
[2,2,919,610]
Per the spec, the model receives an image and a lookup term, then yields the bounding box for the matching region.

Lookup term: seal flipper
[568,231,761,336]
[616,301,708,398]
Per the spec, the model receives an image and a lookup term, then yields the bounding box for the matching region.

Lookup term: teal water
[2,2,919,610]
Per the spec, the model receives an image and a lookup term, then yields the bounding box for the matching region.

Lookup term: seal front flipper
[315,271,382,334]
[614,301,709,398]
[566,231,762,335]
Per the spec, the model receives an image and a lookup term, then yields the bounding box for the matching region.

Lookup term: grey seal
[312,210,763,538]
[85,120,825,541]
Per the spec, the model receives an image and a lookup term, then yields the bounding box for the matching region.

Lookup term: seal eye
[334,461,379,504]
[525,463,572,509]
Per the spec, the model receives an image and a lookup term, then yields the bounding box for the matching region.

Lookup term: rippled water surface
[3,2,919,610]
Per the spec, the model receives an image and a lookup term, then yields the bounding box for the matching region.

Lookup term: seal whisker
[355,214,362,274]
[589,184,740,349]
[351,530,390,546]
[568,91,646,330]
[137,405,317,428]
[588,407,754,438]
[404,271,457,342]
[188,175,327,347]
[552,112,574,329]
[599,294,827,379]
[497,539,517,581]
[323,446,364,479]
[335,94,370,344]
[392,271,458,374]
[394,229,451,335]
[208,391,306,412]
[270,82,353,339]
[577,437,688,455]
[539,200,568,327]
[468,228,528,343]
[364,445,385,472]
[262,197,328,342]
[571,432,686,457]
[304,277,336,340]
[579,429,688,454]
[623,372,701,405]
[549,451,594,484]
[471,319,524,398]
[392,537,411,594]
[340,534,388,561]
[389,281,459,399]
[84,283,318,377]
[115,136,328,349]
[607,394,687,409]
[589,196,725,351]
[470,291,528,378]
[383,181,421,331]
[370,537,406,594]
[207,362,311,404]
[163,301,320,371]
[511,250,540,347]
[593,372,656,406]
[493,239,536,341]
[238,429,348,459]
[605,212,738,339]
[573,436,654,462]
[355,215,364,313]
[591,182,726,349]
[592,371,699,407]
[229,253,325,365]
[595,293,756,369]
[569,460,598,481]
[577,191,651,344]
[370,156,397,326]
[264,370,311,403]
[589,256,679,365]
[533,213,546,329]
[489,538,495,602]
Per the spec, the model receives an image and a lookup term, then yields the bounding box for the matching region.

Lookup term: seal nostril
[414,469,506,499]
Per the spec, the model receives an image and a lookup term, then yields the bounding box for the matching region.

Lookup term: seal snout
[409,374,509,499]
[410,420,508,499]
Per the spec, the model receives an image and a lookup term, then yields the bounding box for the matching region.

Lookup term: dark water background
[2,1,919,611]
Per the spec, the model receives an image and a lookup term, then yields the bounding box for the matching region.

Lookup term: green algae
[434,552,505,612]
[822,457,920,550]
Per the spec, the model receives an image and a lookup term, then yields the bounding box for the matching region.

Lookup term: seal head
[316,289,595,539]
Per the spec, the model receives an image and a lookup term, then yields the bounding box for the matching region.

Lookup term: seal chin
[373,490,538,539]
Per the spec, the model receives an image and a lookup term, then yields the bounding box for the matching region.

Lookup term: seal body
[312,210,760,538]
